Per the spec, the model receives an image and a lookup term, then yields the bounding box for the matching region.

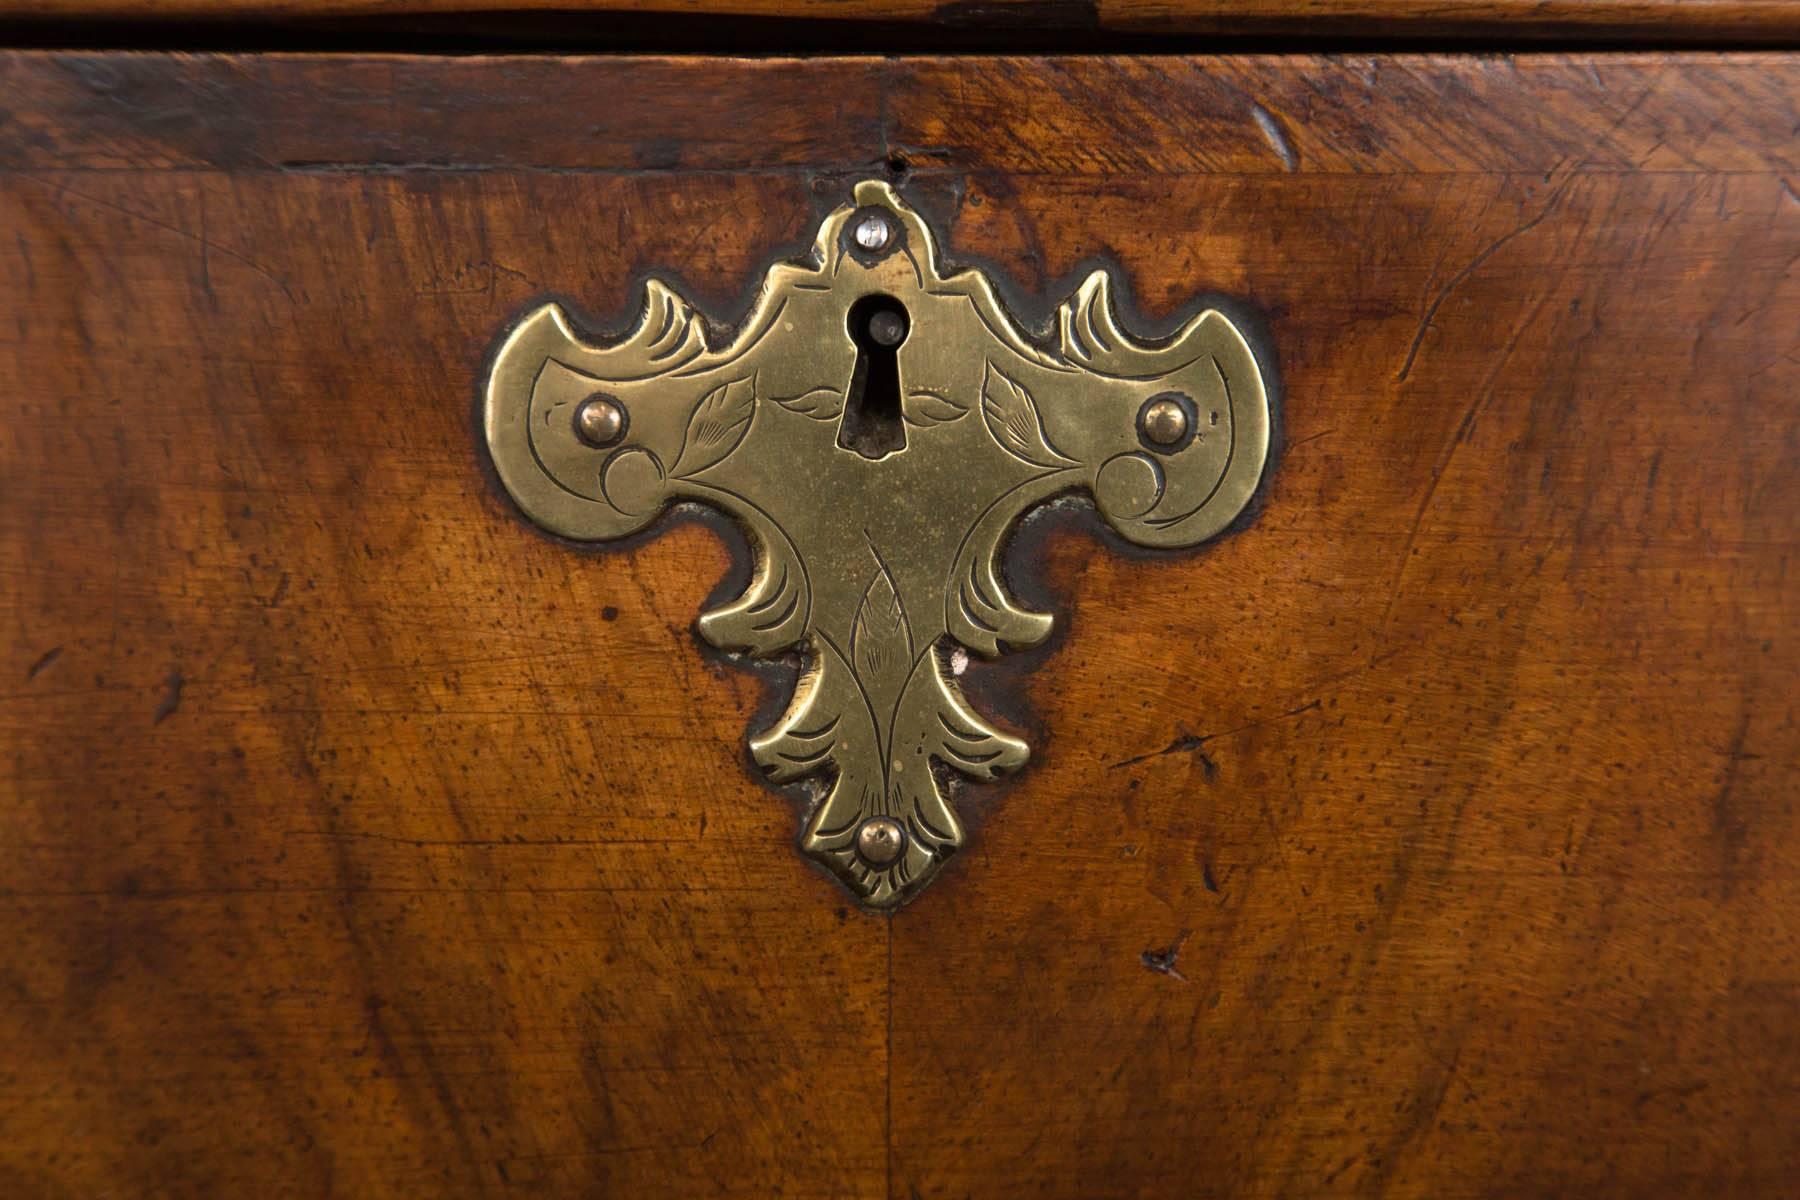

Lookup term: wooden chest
[1,12,1797,1197]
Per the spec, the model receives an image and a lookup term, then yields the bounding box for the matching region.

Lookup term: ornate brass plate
[484,181,1272,907]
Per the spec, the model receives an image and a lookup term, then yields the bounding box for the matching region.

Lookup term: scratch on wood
[1711,706,1754,891]
[1108,699,1321,770]
[1396,184,1570,382]
[1111,732,1219,777]
[22,173,299,307]
[285,829,696,848]
[1250,103,1298,172]
[26,647,61,680]
[152,669,183,725]
[1574,76,1664,172]
[1379,287,1555,635]
[1141,932,1190,982]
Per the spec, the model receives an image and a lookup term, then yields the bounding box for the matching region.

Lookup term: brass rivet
[856,816,905,866]
[1140,397,1189,446]
[574,395,626,447]
[853,212,893,252]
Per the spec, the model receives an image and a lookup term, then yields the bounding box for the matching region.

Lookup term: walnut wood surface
[3,0,1800,41]
[1,52,1797,1199]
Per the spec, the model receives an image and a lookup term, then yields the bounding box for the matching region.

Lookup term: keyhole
[838,294,910,460]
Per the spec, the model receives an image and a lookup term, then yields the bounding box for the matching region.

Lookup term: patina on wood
[2,0,1799,42]
[0,52,1796,1199]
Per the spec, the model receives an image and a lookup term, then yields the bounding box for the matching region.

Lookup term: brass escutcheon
[483,181,1273,907]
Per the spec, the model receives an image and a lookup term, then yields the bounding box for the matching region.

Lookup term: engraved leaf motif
[903,390,969,428]
[484,179,1275,910]
[756,640,919,906]
[695,501,809,656]
[1057,270,1129,370]
[750,639,869,788]
[774,386,845,421]
[851,561,913,711]
[896,650,1027,782]
[672,373,756,477]
[946,497,1055,658]
[981,362,1074,468]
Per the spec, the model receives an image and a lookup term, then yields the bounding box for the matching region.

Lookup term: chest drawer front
[1,51,1795,1199]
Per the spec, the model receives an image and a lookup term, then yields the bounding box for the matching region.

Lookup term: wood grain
[2,0,1799,42]
[1,51,1796,1198]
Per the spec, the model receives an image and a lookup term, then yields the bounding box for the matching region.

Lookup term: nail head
[575,396,627,447]
[856,817,906,866]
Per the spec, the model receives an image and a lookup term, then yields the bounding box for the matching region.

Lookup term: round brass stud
[855,816,906,866]
[574,395,626,447]
[1140,397,1190,447]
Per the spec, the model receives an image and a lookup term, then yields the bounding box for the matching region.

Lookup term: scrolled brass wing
[483,181,1272,907]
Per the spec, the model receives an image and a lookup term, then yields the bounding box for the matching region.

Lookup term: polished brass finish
[574,395,626,447]
[856,817,906,867]
[1140,396,1190,446]
[484,180,1272,907]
